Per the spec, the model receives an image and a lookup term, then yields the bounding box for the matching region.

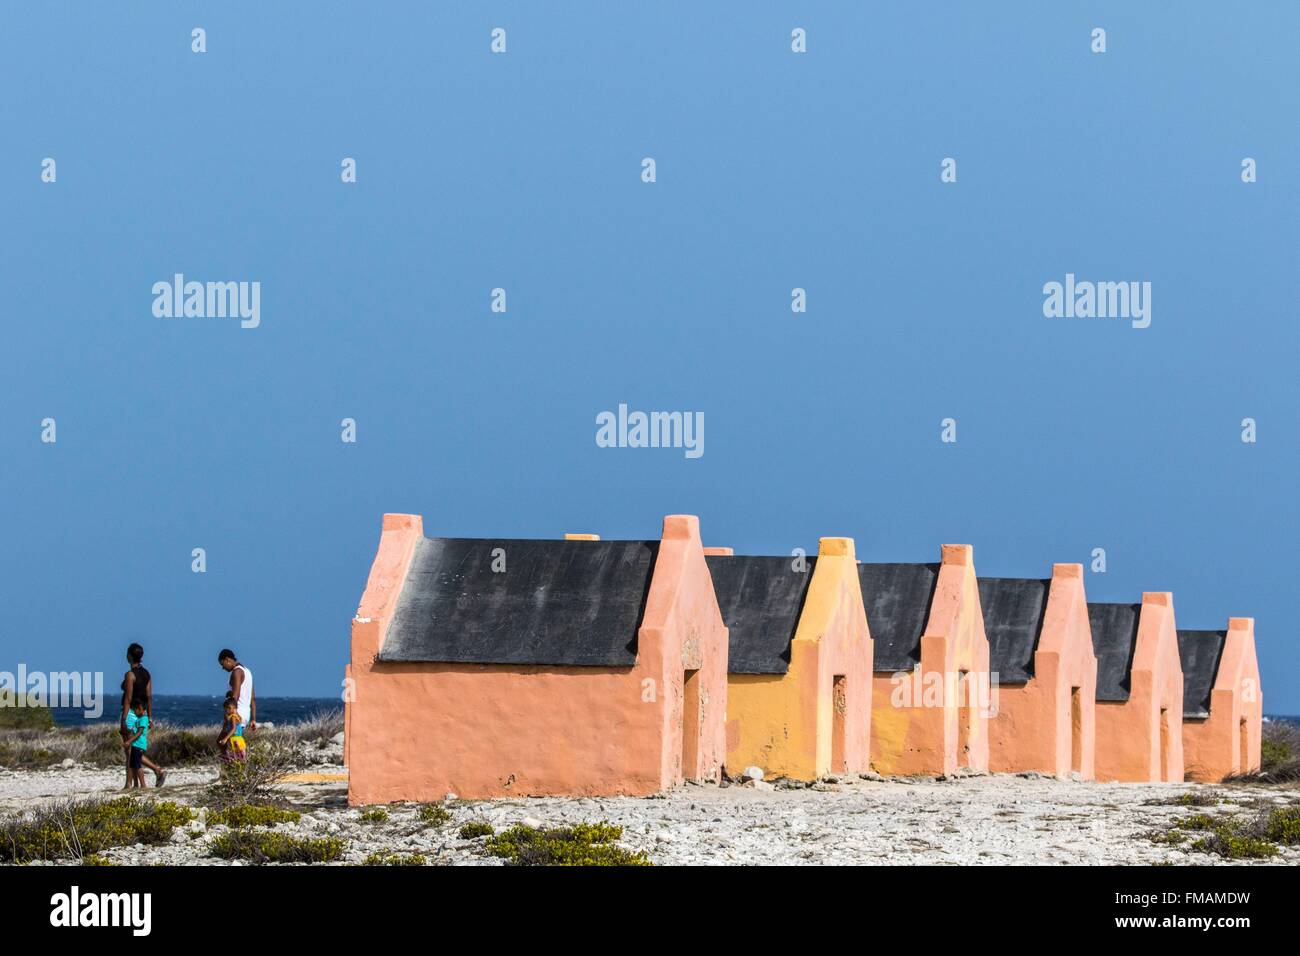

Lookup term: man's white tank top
[234,664,254,724]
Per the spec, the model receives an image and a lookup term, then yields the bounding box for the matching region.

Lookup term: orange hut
[1089,593,1184,783]
[859,545,991,776]
[344,513,728,804]
[1179,618,1263,782]
[982,564,1097,779]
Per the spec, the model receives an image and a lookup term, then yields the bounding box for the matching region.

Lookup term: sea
[45,698,1300,731]
[51,694,341,728]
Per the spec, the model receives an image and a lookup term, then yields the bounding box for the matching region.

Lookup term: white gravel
[5,764,1297,866]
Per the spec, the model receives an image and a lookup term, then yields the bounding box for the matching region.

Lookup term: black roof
[979,578,1049,685]
[1088,603,1141,702]
[706,555,816,675]
[379,536,658,666]
[1177,630,1227,718]
[857,563,939,672]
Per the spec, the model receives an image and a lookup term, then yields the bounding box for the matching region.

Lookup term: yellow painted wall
[869,545,991,776]
[725,537,873,781]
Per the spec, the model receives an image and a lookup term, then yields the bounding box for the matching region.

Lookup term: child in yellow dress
[218,696,247,764]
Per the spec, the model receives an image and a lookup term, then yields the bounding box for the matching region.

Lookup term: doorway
[831,675,847,773]
[956,670,972,767]
[681,669,700,781]
[1070,687,1083,775]
[1239,718,1249,774]
[1159,707,1170,782]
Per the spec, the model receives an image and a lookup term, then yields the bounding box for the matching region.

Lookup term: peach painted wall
[988,564,1097,778]
[725,537,873,781]
[1094,592,1185,783]
[345,514,728,804]
[870,544,991,776]
[1183,618,1263,782]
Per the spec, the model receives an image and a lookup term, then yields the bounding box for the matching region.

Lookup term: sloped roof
[979,577,1049,685]
[379,536,658,666]
[1177,630,1227,719]
[1088,603,1141,702]
[857,563,939,672]
[706,555,815,675]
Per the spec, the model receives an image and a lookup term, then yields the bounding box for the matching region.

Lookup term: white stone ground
[5,758,1298,866]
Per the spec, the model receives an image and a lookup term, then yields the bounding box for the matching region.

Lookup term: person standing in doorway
[218,649,257,733]
[119,643,166,787]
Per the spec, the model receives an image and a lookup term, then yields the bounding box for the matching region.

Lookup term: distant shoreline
[40,696,1299,729]
[50,694,341,728]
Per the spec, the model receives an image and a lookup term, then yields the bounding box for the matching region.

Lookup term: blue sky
[3,3,1297,710]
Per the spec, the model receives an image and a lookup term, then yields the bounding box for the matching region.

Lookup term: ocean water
[46,699,1299,730]
[51,694,341,728]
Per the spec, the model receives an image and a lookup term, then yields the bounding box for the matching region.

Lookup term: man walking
[217,649,257,732]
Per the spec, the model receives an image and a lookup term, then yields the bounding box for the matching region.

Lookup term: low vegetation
[358,808,389,824]
[417,804,451,827]
[1145,790,1230,808]
[0,709,343,771]
[1152,805,1300,860]
[362,851,427,866]
[459,821,494,839]
[0,693,56,731]
[203,739,303,808]
[1226,720,1300,784]
[207,804,301,828]
[208,830,344,864]
[485,822,651,866]
[0,796,193,864]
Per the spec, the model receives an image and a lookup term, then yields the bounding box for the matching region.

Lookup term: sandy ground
[5,762,1298,865]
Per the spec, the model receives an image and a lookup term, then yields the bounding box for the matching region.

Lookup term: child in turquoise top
[124,701,150,789]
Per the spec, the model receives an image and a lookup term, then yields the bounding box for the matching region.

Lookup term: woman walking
[119,643,166,788]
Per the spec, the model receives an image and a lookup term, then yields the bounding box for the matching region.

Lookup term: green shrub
[362,851,426,866]
[485,822,651,866]
[0,797,193,864]
[1190,832,1278,860]
[1229,720,1300,783]
[1260,737,1290,770]
[81,854,118,866]
[0,692,56,730]
[207,805,301,828]
[1175,791,1223,807]
[148,728,217,765]
[1262,807,1300,846]
[359,807,389,824]
[458,821,494,839]
[1150,830,1186,846]
[208,831,344,864]
[1156,804,1298,860]
[204,739,300,807]
[417,804,451,826]
[1172,813,1222,832]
